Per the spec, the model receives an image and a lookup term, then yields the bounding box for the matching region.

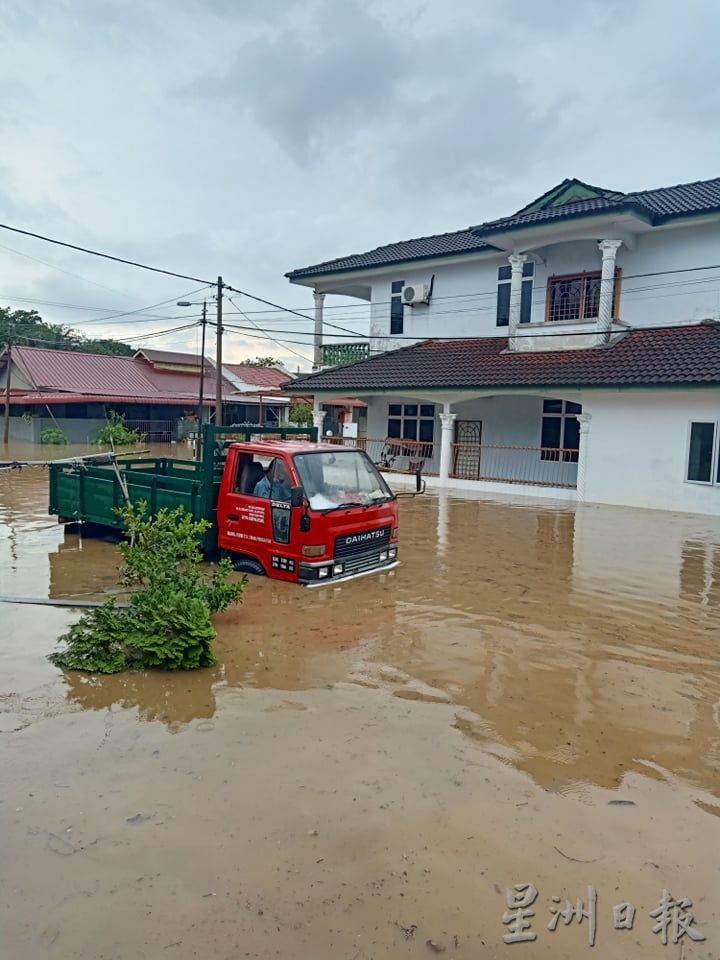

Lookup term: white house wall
[581,387,720,514]
[367,221,720,353]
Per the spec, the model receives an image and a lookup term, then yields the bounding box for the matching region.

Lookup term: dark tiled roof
[473,177,720,236]
[285,229,496,280]
[630,178,720,216]
[286,176,720,280]
[473,196,628,234]
[285,324,720,392]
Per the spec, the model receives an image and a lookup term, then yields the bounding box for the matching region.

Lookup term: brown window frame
[544,268,621,323]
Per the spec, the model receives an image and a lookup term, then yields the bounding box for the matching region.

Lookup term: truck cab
[217,441,399,585]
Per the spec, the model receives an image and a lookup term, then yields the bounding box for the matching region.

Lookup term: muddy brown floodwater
[1,441,720,959]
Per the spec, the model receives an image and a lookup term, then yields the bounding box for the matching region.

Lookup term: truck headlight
[388,548,397,559]
[318,567,330,578]
[332,563,344,576]
[379,551,388,561]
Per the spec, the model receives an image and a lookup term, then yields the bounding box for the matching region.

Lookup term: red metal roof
[5,345,281,404]
[13,346,159,397]
[224,364,291,389]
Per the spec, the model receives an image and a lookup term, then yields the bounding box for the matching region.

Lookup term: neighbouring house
[0,346,292,443]
[284,175,720,515]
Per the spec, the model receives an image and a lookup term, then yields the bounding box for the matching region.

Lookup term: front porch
[320,392,588,499]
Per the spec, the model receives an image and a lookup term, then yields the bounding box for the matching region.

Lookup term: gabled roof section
[285,228,498,281]
[471,176,720,238]
[284,323,720,392]
[135,348,203,369]
[514,178,624,215]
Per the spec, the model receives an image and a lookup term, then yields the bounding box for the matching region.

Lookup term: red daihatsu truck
[48,427,406,586]
[216,439,399,585]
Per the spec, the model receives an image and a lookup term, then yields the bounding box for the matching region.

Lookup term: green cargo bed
[47,424,317,553]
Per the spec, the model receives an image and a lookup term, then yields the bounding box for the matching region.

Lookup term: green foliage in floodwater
[49,502,247,673]
[40,427,68,445]
[94,411,144,446]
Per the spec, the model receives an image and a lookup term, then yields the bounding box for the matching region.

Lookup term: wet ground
[1,441,719,959]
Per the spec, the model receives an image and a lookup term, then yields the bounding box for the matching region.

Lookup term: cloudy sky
[1,0,718,370]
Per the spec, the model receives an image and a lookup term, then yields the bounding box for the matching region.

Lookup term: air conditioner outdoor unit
[402,282,432,306]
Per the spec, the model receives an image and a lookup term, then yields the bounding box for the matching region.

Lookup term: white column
[313,291,325,371]
[575,413,592,502]
[438,411,456,483]
[594,240,622,345]
[507,253,528,349]
[312,406,326,438]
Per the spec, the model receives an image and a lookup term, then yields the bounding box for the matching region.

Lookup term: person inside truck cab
[253,458,291,501]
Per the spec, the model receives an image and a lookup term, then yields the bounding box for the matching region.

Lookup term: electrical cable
[0,222,212,285]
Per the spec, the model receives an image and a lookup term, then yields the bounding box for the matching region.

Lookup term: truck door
[219,453,295,578]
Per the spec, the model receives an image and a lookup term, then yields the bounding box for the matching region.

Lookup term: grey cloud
[191,0,412,160]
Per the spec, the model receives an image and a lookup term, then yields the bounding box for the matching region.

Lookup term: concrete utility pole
[313,290,325,371]
[3,321,15,446]
[215,276,223,427]
[197,300,207,461]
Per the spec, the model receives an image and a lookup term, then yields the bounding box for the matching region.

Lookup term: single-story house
[0,345,292,443]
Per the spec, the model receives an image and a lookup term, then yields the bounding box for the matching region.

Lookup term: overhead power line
[0,222,213,285]
[14,321,200,349]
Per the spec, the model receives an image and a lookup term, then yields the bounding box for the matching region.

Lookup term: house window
[387,403,435,443]
[686,421,720,484]
[541,399,581,461]
[496,262,534,327]
[545,269,621,323]
[390,280,404,335]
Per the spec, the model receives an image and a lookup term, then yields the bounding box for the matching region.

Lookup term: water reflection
[2,447,720,800]
[61,666,221,732]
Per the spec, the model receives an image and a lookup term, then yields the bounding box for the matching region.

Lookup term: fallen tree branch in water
[553,846,600,864]
[0,596,131,609]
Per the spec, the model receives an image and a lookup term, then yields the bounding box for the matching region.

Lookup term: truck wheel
[232,555,267,577]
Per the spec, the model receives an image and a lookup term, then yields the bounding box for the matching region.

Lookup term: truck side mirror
[290,486,304,508]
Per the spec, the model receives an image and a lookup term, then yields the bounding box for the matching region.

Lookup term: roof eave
[285,244,503,285]
[469,204,654,239]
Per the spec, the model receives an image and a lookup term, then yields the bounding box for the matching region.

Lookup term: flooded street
[1,442,719,959]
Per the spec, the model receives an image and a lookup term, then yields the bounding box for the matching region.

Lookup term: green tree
[49,503,247,674]
[0,306,132,356]
[243,356,282,367]
[289,401,313,426]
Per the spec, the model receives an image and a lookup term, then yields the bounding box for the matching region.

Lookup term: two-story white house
[284,176,720,515]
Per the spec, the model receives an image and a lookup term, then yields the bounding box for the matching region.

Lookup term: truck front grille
[334,525,390,560]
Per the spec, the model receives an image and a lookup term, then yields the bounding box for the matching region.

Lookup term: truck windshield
[293,449,394,511]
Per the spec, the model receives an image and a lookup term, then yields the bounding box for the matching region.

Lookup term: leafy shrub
[49,502,247,673]
[94,411,144,446]
[289,401,314,427]
[40,427,68,445]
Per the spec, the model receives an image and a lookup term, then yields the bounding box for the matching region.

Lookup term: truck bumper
[298,547,399,587]
[302,559,400,588]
